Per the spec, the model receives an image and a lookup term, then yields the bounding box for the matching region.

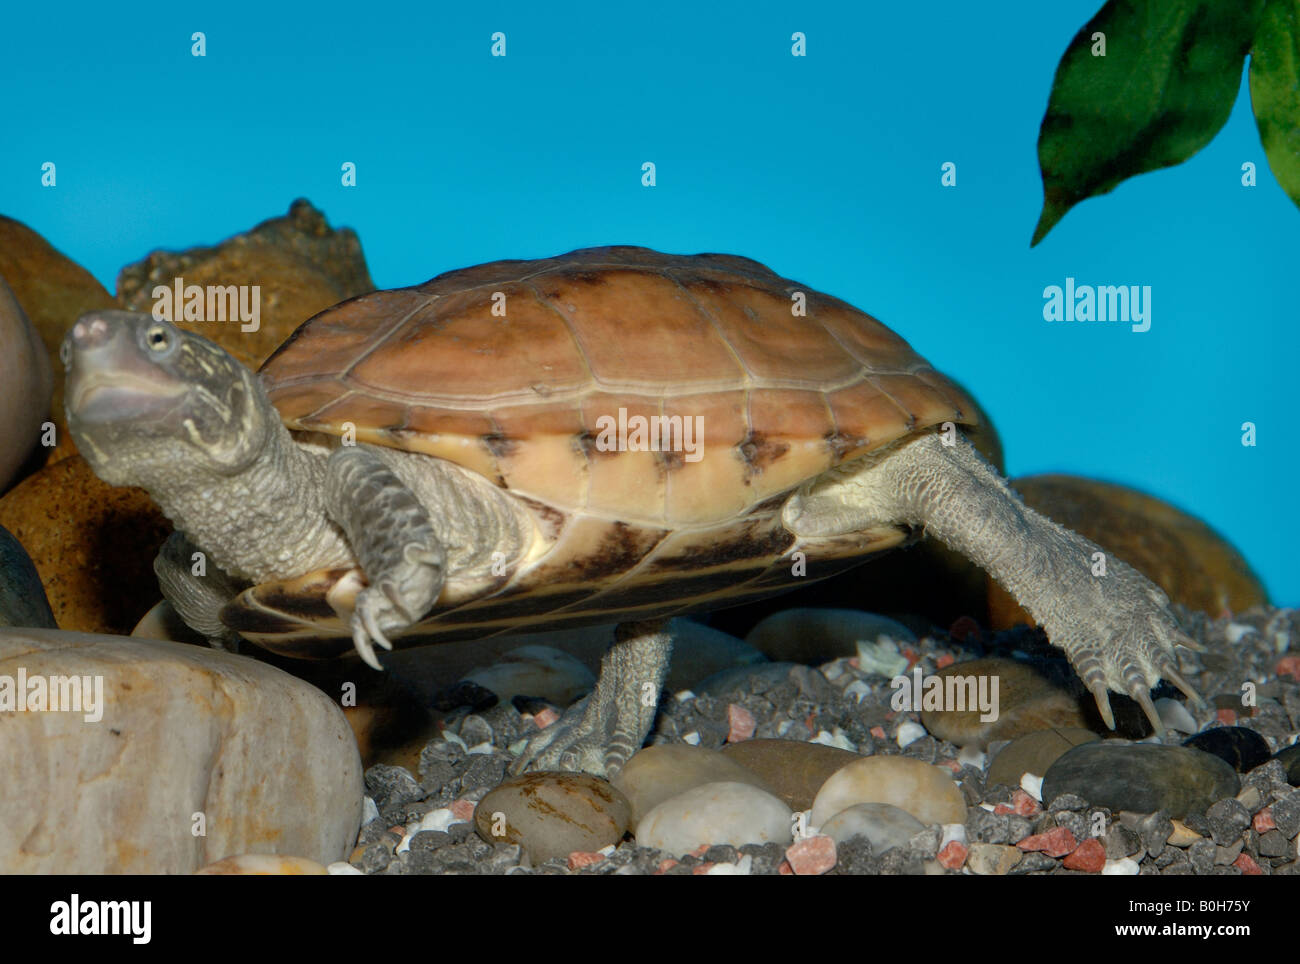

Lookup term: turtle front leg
[324,447,448,670]
[154,531,245,651]
[784,430,1205,735]
[511,619,673,778]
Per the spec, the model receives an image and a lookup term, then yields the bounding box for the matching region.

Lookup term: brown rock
[614,744,779,825]
[0,455,170,633]
[990,475,1267,627]
[986,727,1101,788]
[116,199,374,372]
[920,657,1088,748]
[0,215,117,464]
[0,277,51,491]
[721,738,862,811]
[475,772,631,863]
[810,756,968,826]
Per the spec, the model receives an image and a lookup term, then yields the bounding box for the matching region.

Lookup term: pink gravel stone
[935,653,955,669]
[1017,826,1078,857]
[1215,708,1237,726]
[1234,853,1264,875]
[533,707,560,729]
[778,860,794,876]
[785,835,837,876]
[448,799,476,822]
[1010,789,1042,816]
[870,726,888,740]
[1062,837,1105,873]
[654,858,678,874]
[726,704,757,743]
[567,851,605,870]
[1254,808,1277,833]
[937,841,968,869]
[1276,655,1300,682]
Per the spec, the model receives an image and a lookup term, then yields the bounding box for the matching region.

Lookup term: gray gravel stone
[365,764,424,811]
[1138,811,1173,858]
[1272,790,1300,837]
[1204,798,1251,846]
[1189,838,1216,875]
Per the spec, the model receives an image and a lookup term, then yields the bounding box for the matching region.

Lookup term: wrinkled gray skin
[63,311,1203,778]
[0,523,56,629]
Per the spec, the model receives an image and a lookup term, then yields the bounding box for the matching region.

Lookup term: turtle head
[63,311,275,486]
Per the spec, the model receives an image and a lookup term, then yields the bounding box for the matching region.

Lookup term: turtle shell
[236,246,979,656]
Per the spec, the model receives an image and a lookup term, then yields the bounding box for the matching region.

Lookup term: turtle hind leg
[323,446,447,670]
[511,618,673,778]
[154,531,245,651]
[783,429,1205,736]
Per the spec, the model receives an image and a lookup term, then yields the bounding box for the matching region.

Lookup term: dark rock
[1103,825,1142,860]
[1274,744,1300,787]
[1188,838,1216,875]
[1011,852,1059,874]
[1259,830,1288,858]
[1204,799,1251,847]
[1272,790,1300,838]
[0,524,55,628]
[1138,811,1173,858]
[1047,792,1090,812]
[365,764,424,811]
[1183,727,1272,773]
[1041,743,1240,818]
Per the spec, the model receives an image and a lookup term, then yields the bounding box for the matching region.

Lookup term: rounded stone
[635,781,792,854]
[0,456,171,634]
[1182,727,1272,774]
[720,738,862,811]
[986,728,1101,789]
[988,475,1268,628]
[460,644,595,707]
[0,275,52,491]
[613,744,779,826]
[919,658,1087,748]
[744,608,916,664]
[818,802,927,852]
[662,620,767,692]
[1041,743,1241,818]
[810,756,968,827]
[1274,744,1300,787]
[0,523,55,629]
[474,772,630,864]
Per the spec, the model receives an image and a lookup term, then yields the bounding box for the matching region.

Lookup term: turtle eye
[145,324,173,353]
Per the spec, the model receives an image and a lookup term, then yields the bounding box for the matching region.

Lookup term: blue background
[2,1,1294,603]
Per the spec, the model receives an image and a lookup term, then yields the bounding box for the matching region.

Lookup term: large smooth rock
[116,199,373,372]
[1182,726,1272,774]
[720,738,862,811]
[744,609,916,664]
[989,475,1268,628]
[0,456,170,633]
[985,727,1100,788]
[0,275,52,491]
[635,781,792,854]
[810,756,967,826]
[475,772,630,863]
[0,217,116,465]
[663,620,767,691]
[0,523,55,628]
[612,744,779,826]
[920,658,1087,748]
[818,802,927,852]
[1041,743,1240,818]
[0,629,363,873]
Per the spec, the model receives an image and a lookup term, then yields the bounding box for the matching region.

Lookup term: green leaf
[1032,0,1264,246]
[1249,0,1300,209]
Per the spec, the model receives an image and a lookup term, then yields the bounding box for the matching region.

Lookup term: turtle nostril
[71,315,111,349]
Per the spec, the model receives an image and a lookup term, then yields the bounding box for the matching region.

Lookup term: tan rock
[0,276,52,491]
[720,738,861,811]
[0,456,170,633]
[195,854,330,874]
[636,781,792,854]
[1167,819,1204,847]
[613,744,779,826]
[967,842,1023,875]
[0,216,116,465]
[920,657,1087,748]
[0,629,363,873]
[986,727,1101,788]
[989,475,1268,627]
[475,772,630,863]
[810,756,967,827]
[116,199,373,372]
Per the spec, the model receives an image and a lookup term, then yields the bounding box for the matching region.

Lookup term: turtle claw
[350,586,397,670]
[1131,685,1164,737]
[1089,680,1116,730]
[1163,666,1206,709]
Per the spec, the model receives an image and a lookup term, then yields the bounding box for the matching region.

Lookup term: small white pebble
[810,727,856,751]
[940,824,967,848]
[957,745,986,770]
[842,680,872,704]
[328,861,364,875]
[821,660,849,682]
[1274,632,1291,654]
[682,731,701,745]
[1225,623,1256,645]
[599,844,616,856]
[1020,774,1044,801]
[466,741,496,756]
[442,731,469,751]
[855,637,909,678]
[674,689,695,702]
[1103,857,1141,875]
[776,720,793,737]
[896,721,926,748]
[704,854,753,875]
[361,796,379,826]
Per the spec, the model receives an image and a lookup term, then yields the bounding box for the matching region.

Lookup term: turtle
[61,245,1203,776]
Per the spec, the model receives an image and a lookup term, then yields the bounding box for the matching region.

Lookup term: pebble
[1183,726,1272,773]
[986,728,1102,789]
[0,629,363,873]
[896,721,927,747]
[810,756,968,827]
[1168,819,1203,847]
[1040,742,1241,818]
[1017,826,1078,857]
[474,772,630,864]
[817,802,926,852]
[1155,698,1199,734]
[936,840,968,869]
[744,609,916,664]
[1103,857,1141,875]
[635,781,792,854]
[460,645,595,707]
[611,744,779,826]
[919,658,1087,748]
[694,661,807,700]
[720,738,861,811]
[0,524,55,628]
[195,855,330,875]
[1272,743,1300,786]
[966,842,1022,875]
[0,276,51,492]
[785,835,837,875]
[1062,837,1106,872]
[727,704,756,742]
[1269,790,1300,838]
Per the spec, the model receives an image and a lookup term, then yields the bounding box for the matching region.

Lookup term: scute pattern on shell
[260,246,977,528]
